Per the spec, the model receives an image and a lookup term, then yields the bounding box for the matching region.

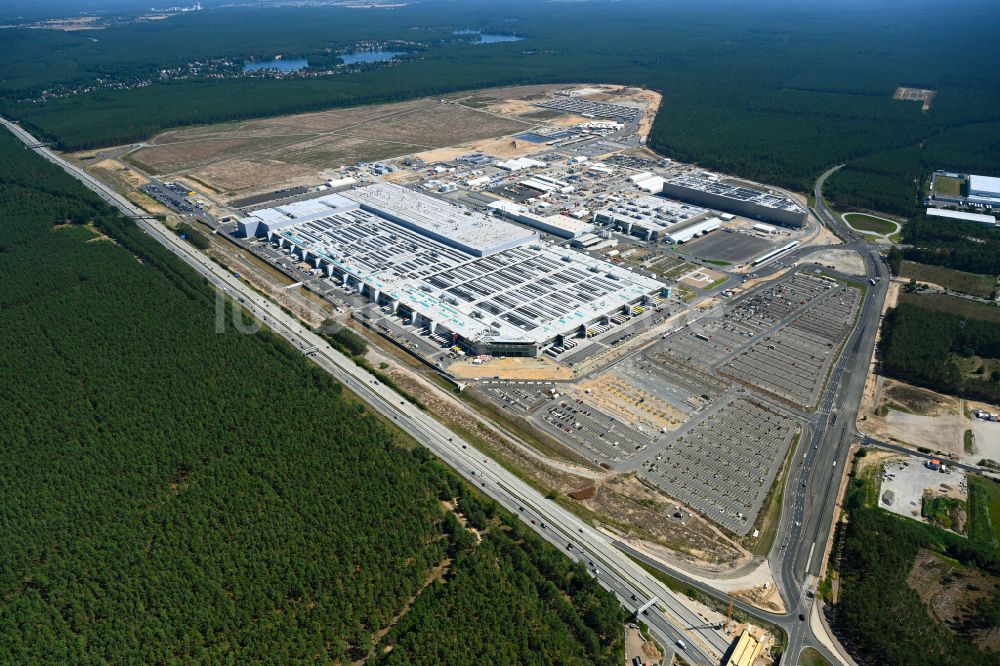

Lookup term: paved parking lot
[655,273,835,369]
[476,381,556,413]
[681,230,777,264]
[638,398,796,534]
[536,398,654,464]
[880,457,967,522]
[618,352,729,412]
[720,285,861,409]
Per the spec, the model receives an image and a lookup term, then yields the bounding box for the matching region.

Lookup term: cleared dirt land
[122,86,566,198]
[114,83,660,201]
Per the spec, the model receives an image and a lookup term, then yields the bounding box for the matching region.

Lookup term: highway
[606,167,890,666]
[3,117,737,665]
[771,166,889,664]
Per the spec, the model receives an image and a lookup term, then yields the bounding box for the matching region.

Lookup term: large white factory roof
[665,217,721,244]
[594,195,707,236]
[344,182,536,256]
[969,174,1000,198]
[249,184,665,347]
[488,200,594,238]
[926,208,997,225]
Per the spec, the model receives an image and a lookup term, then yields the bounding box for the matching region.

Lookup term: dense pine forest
[1,0,998,214]
[831,462,1000,666]
[0,130,625,663]
[879,299,1000,403]
[898,215,1000,276]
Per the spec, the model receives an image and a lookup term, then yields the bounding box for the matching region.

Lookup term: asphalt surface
[3,117,735,666]
[592,167,889,666]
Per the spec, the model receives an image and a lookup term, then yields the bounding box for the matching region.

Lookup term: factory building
[926,208,997,225]
[967,174,1000,208]
[237,184,667,356]
[661,173,807,228]
[593,195,708,240]
[348,182,536,256]
[488,200,594,239]
[663,217,721,244]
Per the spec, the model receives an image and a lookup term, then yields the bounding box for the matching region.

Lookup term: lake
[454,30,524,44]
[243,58,308,73]
[338,51,406,65]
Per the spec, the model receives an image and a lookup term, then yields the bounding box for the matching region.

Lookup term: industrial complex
[661,174,808,227]
[70,81,878,665]
[237,183,668,356]
[929,170,1000,213]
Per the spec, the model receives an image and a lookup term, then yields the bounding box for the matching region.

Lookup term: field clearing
[120,88,547,197]
[905,549,999,651]
[900,261,996,299]
[934,175,965,197]
[898,292,1000,323]
[893,86,937,111]
[967,476,1000,549]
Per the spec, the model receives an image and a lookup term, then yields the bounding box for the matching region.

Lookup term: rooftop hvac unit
[561,255,573,262]
[606,272,620,280]
[589,265,600,272]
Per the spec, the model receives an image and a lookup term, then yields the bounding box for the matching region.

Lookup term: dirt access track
[113,83,660,201]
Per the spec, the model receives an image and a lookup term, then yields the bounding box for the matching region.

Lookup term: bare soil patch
[798,248,866,275]
[449,356,574,381]
[907,549,1000,651]
[122,86,553,197]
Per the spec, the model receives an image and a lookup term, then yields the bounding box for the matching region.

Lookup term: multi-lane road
[7,117,896,665]
[606,167,890,666]
[2,117,743,665]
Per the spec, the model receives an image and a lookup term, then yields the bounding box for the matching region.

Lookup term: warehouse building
[661,173,808,227]
[663,217,721,244]
[926,208,997,225]
[969,174,1000,199]
[488,200,594,238]
[593,195,708,240]
[967,174,1000,208]
[929,171,1000,209]
[237,184,666,356]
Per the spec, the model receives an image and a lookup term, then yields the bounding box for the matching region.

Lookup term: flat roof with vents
[245,184,666,348]
[344,182,537,257]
